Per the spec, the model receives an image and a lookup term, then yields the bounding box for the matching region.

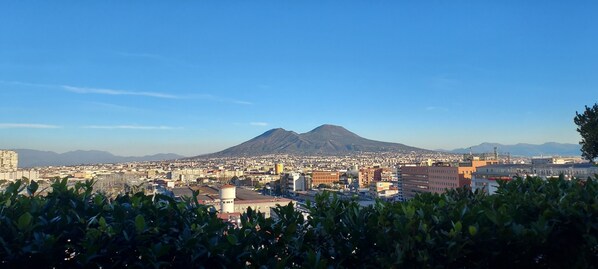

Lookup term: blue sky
[1,1,596,156]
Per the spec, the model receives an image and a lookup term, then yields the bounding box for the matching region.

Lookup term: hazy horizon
[1,1,595,156]
[3,124,582,157]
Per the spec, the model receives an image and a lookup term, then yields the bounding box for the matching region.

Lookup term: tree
[574,103,598,163]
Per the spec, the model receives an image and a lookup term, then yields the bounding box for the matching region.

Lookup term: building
[531,157,579,165]
[281,172,307,193]
[0,170,40,181]
[191,185,292,218]
[428,164,459,194]
[457,156,499,187]
[400,165,429,200]
[0,150,18,172]
[274,163,284,175]
[358,168,377,188]
[370,181,399,199]
[170,169,206,182]
[400,162,468,200]
[472,163,598,194]
[395,166,404,201]
[311,171,340,188]
[220,185,236,213]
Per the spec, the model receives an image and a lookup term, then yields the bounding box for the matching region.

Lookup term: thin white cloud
[233,100,253,105]
[88,102,142,111]
[0,123,61,129]
[83,125,180,130]
[63,85,180,99]
[426,106,448,111]
[0,80,56,88]
[250,122,269,126]
[1,80,253,105]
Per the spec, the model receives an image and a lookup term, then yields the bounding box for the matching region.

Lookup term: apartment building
[0,150,18,172]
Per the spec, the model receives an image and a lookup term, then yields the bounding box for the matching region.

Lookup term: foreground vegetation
[0,176,596,268]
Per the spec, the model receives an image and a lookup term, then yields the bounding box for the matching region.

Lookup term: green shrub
[0,176,596,268]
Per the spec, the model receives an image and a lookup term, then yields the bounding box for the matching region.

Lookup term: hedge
[0,176,596,268]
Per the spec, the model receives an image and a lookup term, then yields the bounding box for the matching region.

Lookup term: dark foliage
[575,103,598,163]
[0,177,597,268]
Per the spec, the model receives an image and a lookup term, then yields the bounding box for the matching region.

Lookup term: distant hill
[199,124,430,157]
[12,149,185,168]
[446,142,581,157]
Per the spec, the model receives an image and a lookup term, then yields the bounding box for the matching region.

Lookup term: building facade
[311,171,340,188]
[281,172,307,193]
[472,163,598,194]
[274,163,284,175]
[401,161,478,200]
[400,165,429,200]
[428,165,459,194]
[0,150,18,172]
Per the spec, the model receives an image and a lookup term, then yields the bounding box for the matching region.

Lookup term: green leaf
[27,180,39,196]
[454,221,462,232]
[135,215,146,233]
[18,212,33,230]
[468,225,477,236]
[226,234,238,245]
[99,217,107,228]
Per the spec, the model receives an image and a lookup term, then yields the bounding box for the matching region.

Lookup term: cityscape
[1,1,597,267]
[0,123,594,221]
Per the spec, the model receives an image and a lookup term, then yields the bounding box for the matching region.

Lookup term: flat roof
[481,163,596,169]
[188,185,280,202]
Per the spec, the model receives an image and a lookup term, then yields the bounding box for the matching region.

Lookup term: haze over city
[1,1,596,156]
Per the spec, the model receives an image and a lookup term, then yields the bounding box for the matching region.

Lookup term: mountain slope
[203,124,429,157]
[13,149,185,167]
[447,142,581,157]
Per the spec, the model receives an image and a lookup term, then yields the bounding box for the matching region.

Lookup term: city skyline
[1,1,596,156]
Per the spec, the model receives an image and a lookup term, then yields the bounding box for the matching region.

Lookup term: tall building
[274,163,284,175]
[0,150,18,172]
[395,165,404,201]
[281,172,307,193]
[400,165,429,199]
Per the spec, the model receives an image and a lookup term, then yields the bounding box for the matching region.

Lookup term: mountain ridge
[444,142,581,157]
[11,149,185,168]
[200,124,431,157]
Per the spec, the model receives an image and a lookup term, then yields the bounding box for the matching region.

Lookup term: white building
[0,170,40,181]
[284,172,307,193]
[0,150,18,172]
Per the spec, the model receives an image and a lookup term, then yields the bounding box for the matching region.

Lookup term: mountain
[202,124,430,157]
[446,142,581,157]
[12,149,185,168]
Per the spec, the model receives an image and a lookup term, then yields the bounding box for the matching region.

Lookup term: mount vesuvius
[197,124,430,157]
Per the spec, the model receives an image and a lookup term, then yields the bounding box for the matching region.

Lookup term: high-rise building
[274,163,284,175]
[0,150,18,172]
[400,165,430,200]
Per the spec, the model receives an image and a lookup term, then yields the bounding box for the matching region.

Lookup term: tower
[219,185,236,213]
[274,163,284,175]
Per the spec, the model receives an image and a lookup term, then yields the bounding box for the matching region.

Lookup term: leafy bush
[0,177,596,268]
